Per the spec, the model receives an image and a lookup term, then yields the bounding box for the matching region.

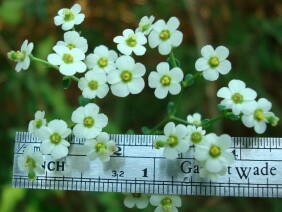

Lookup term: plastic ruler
[12,132,282,197]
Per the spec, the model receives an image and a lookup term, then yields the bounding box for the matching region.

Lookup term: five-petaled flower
[194,133,234,180]
[84,132,116,162]
[113,29,147,56]
[38,119,72,160]
[107,55,145,97]
[148,62,183,99]
[56,31,88,53]
[86,45,118,73]
[78,70,109,99]
[150,195,182,212]
[153,122,189,160]
[17,144,45,181]
[217,79,257,115]
[135,16,155,35]
[8,39,34,72]
[195,45,231,81]
[71,103,108,139]
[54,4,85,31]
[48,45,86,76]
[242,98,278,134]
[148,17,183,55]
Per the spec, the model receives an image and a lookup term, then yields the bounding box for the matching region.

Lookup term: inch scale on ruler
[12,132,282,197]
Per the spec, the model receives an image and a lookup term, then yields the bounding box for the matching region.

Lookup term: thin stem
[170,116,189,125]
[169,51,177,68]
[148,116,170,134]
[29,54,59,70]
[182,72,202,87]
[70,75,79,82]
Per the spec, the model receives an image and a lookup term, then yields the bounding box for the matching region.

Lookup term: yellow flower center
[160,75,171,86]
[88,80,99,90]
[62,53,73,64]
[209,145,221,158]
[191,132,202,144]
[125,35,137,47]
[95,142,106,153]
[84,116,95,128]
[120,70,132,82]
[209,57,219,68]
[231,93,244,104]
[63,9,75,22]
[168,135,178,147]
[159,30,170,41]
[50,132,62,144]
[98,57,108,68]
[161,197,172,211]
[67,43,75,50]
[254,109,264,121]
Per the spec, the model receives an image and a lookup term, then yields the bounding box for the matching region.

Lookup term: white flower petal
[201,45,214,59]
[168,83,181,95]
[148,72,160,88]
[163,147,179,160]
[155,86,169,99]
[195,58,209,71]
[203,69,219,81]
[51,144,68,159]
[216,60,231,75]
[215,46,229,61]
[148,31,161,48]
[127,78,145,94]
[206,158,224,173]
[241,115,254,128]
[40,140,54,154]
[47,54,63,65]
[158,41,171,55]
[167,17,180,32]
[254,121,267,134]
[170,31,183,47]
[111,83,130,97]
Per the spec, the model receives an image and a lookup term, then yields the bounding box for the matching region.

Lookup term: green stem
[169,51,177,68]
[148,116,170,134]
[29,54,59,70]
[170,116,189,125]
[70,75,79,82]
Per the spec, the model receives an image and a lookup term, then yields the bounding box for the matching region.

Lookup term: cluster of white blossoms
[217,79,279,134]
[153,121,234,180]
[10,3,280,212]
[123,193,182,212]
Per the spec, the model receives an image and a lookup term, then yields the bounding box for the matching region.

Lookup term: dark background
[0,0,282,211]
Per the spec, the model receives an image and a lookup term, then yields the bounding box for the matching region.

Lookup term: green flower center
[50,132,62,144]
[161,197,172,211]
[88,80,99,90]
[159,30,170,41]
[209,145,221,158]
[95,142,106,153]
[35,119,43,129]
[125,35,137,47]
[191,132,202,144]
[98,57,108,68]
[62,53,73,64]
[140,23,150,32]
[25,157,36,169]
[63,9,75,22]
[120,70,132,82]
[168,135,178,147]
[84,116,95,128]
[254,109,264,121]
[209,57,219,68]
[231,93,244,104]
[132,193,141,198]
[160,75,171,86]
[67,43,75,50]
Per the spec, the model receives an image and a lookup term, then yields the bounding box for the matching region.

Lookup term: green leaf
[226,113,240,121]
[167,101,175,115]
[62,77,71,89]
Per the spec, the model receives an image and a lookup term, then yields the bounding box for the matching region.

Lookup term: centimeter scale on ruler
[12,132,282,198]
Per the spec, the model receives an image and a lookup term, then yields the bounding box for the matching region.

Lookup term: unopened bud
[267,116,279,127]
[154,140,165,149]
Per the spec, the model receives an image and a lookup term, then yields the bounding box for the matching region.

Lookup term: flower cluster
[123,193,182,212]
[8,3,280,212]
[153,121,234,180]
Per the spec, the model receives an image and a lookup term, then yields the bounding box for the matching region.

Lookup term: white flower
[186,125,206,146]
[187,113,202,126]
[8,39,34,72]
[86,45,118,73]
[17,144,45,181]
[84,132,116,162]
[123,193,149,209]
[56,31,88,53]
[148,62,183,99]
[28,111,47,137]
[47,45,86,76]
[107,55,145,97]
[241,98,276,134]
[78,70,109,99]
[150,195,181,212]
[113,29,147,56]
[135,15,155,35]
[194,133,234,177]
[148,17,183,55]
[153,122,189,160]
[195,45,231,81]
[217,79,257,115]
[71,103,108,139]
[38,119,71,160]
[199,166,227,181]
[54,4,85,31]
